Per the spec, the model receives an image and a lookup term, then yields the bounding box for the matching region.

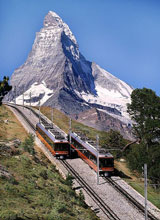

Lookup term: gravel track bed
[67,158,145,220]
[111,176,160,219]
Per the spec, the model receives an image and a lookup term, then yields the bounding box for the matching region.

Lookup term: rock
[12,139,21,148]
[0,164,12,179]
[120,158,126,162]
[0,139,20,156]
[74,108,134,140]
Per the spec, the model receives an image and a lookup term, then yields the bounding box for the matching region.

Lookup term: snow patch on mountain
[97,108,132,125]
[15,81,53,106]
[75,87,131,121]
[74,64,133,121]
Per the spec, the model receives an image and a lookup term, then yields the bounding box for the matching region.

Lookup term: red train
[36,122,70,159]
[36,122,114,176]
[69,132,114,177]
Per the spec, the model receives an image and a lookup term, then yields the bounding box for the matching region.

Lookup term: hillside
[0,105,98,220]
[38,106,127,151]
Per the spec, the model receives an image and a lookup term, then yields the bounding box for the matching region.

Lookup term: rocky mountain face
[74,108,133,140]
[9,11,133,139]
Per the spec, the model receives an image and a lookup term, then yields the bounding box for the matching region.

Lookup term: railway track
[61,160,120,220]
[6,103,120,219]
[6,103,36,131]
[105,177,158,220]
[4,103,159,220]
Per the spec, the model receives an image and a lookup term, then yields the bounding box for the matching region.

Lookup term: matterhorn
[9,11,133,139]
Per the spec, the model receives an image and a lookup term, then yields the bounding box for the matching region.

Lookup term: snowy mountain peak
[48,11,60,18]
[43,11,77,45]
[9,11,134,138]
[44,10,62,27]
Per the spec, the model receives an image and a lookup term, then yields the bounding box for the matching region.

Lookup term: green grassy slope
[0,105,99,220]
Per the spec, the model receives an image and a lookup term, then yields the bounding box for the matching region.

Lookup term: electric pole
[23,88,24,109]
[96,134,99,185]
[144,163,148,220]
[30,92,31,115]
[39,100,41,124]
[69,118,72,157]
[14,86,16,104]
[51,107,53,127]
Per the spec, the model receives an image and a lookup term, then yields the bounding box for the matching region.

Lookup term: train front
[36,123,70,159]
[99,152,114,177]
[54,142,70,159]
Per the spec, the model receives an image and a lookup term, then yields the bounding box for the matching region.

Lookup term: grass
[0,104,99,220]
[0,152,99,219]
[0,105,28,141]
[115,160,160,209]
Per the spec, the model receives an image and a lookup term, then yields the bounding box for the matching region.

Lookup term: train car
[36,122,70,159]
[69,132,114,176]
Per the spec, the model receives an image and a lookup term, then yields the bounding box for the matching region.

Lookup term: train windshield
[100,158,114,168]
[55,143,69,151]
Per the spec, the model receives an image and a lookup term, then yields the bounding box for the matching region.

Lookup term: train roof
[37,123,68,142]
[40,118,67,137]
[70,132,113,158]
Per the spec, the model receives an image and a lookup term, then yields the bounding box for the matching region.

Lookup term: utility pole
[14,86,16,104]
[23,88,24,109]
[96,134,99,185]
[30,92,31,115]
[51,107,53,127]
[144,163,148,220]
[39,100,41,124]
[69,118,72,157]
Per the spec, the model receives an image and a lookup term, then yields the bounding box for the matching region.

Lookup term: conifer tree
[0,76,12,105]
[127,88,160,144]
[127,88,160,185]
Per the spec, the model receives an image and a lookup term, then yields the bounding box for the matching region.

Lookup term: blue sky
[0,0,160,95]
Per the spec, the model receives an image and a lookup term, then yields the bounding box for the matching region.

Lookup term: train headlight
[104,172,109,177]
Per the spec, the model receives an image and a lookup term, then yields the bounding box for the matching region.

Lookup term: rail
[5,103,36,131]
[61,160,120,220]
[105,177,158,220]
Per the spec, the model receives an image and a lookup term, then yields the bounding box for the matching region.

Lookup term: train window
[46,136,53,148]
[100,158,114,168]
[37,126,54,149]
[84,149,89,158]
[71,138,86,151]
[55,143,68,151]
[89,153,96,164]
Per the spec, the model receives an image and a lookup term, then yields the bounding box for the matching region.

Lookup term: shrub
[64,174,74,186]
[39,169,48,180]
[20,134,35,155]
[0,210,18,220]
[78,190,87,208]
